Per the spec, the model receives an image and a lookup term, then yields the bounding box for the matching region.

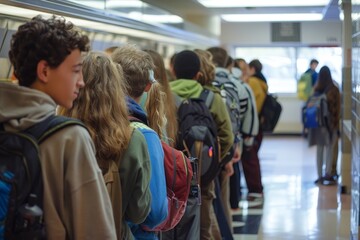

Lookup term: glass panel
[235,47,342,94]
[235,47,296,93]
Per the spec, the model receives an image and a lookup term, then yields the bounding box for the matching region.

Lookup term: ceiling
[141,0,341,21]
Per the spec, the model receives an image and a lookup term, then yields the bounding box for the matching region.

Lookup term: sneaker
[314,177,323,184]
[322,175,337,186]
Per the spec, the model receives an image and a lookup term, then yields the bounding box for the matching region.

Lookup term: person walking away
[307,66,340,185]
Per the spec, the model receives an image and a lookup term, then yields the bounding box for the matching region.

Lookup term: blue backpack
[303,93,329,129]
[0,116,85,239]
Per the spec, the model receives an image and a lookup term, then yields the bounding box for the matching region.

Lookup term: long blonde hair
[58,51,132,167]
[143,49,177,145]
[112,45,166,138]
[194,49,216,86]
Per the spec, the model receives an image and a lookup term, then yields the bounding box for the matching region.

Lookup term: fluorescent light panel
[221,13,323,22]
[198,0,330,8]
[127,11,183,23]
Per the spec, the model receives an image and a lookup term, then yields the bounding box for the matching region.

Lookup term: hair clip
[149,69,157,84]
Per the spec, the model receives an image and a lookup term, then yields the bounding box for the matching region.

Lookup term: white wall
[220,21,342,47]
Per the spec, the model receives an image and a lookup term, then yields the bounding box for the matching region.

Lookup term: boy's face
[45,49,84,109]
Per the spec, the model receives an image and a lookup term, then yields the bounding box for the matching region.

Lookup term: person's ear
[144,82,152,92]
[37,60,49,83]
[194,71,202,80]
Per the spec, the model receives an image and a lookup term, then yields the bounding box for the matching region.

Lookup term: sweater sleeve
[138,128,168,229]
[209,93,234,160]
[121,129,151,225]
[63,127,117,240]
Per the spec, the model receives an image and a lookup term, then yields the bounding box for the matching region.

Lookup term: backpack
[175,89,221,187]
[0,115,85,240]
[297,72,313,101]
[129,118,193,231]
[102,159,122,239]
[213,71,242,138]
[260,93,282,132]
[303,93,329,129]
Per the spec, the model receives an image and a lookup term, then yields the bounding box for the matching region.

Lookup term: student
[58,51,152,240]
[170,50,234,239]
[142,49,178,146]
[194,48,236,238]
[306,59,320,87]
[308,66,340,185]
[111,45,168,240]
[231,58,260,209]
[244,59,268,204]
[1,15,116,239]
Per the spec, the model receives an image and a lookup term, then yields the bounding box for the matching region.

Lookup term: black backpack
[175,89,220,187]
[0,115,85,239]
[260,93,282,132]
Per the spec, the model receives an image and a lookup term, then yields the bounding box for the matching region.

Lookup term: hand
[224,162,234,177]
[232,144,241,163]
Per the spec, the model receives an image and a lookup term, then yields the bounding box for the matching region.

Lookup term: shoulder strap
[199,89,214,108]
[24,115,87,144]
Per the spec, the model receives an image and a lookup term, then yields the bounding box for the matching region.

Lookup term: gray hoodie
[0,82,116,239]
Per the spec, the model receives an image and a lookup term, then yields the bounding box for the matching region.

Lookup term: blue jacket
[126,97,168,240]
[306,68,318,86]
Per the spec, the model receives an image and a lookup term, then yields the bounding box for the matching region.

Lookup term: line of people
[0,15,273,239]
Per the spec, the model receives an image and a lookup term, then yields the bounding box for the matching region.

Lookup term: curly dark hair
[9,15,90,86]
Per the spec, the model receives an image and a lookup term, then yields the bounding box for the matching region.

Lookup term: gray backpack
[213,71,242,139]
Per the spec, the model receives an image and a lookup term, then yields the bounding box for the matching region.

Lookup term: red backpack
[152,142,193,231]
[129,117,193,231]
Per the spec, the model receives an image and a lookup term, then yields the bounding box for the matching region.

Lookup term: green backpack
[297,72,313,101]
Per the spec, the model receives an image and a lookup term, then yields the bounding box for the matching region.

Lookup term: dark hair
[314,65,334,92]
[9,15,89,87]
[226,56,234,68]
[310,59,319,65]
[173,50,200,79]
[248,59,263,73]
[206,47,228,68]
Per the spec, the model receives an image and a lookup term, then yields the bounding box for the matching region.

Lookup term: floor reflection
[233,135,350,240]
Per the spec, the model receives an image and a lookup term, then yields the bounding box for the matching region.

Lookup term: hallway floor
[232,135,351,240]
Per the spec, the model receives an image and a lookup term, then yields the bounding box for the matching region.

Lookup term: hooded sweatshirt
[126,97,168,240]
[170,79,234,161]
[0,82,116,239]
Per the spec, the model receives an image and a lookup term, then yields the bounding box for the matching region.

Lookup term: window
[235,47,342,93]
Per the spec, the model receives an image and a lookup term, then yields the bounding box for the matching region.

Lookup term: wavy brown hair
[143,49,177,145]
[58,51,132,168]
[194,49,216,86]
[9,15,89,87]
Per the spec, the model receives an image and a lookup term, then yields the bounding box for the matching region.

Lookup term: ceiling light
[127,12,183,24]
[198,0,330,8]
[221,13,323,22]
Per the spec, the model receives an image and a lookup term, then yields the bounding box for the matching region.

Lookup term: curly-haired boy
[1,15,116,239]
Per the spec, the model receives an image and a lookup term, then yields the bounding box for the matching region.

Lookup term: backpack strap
[199,89,214,109]
[24,115,87,144]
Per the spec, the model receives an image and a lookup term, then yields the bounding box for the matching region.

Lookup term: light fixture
[221,13,323,22]
[198,0,330,8]
[127,11,183,24]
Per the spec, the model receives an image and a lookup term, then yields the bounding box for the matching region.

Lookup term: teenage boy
[0,15,116,239]
[169,50,234,239]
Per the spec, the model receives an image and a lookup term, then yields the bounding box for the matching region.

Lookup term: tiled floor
[232,135,351,240]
